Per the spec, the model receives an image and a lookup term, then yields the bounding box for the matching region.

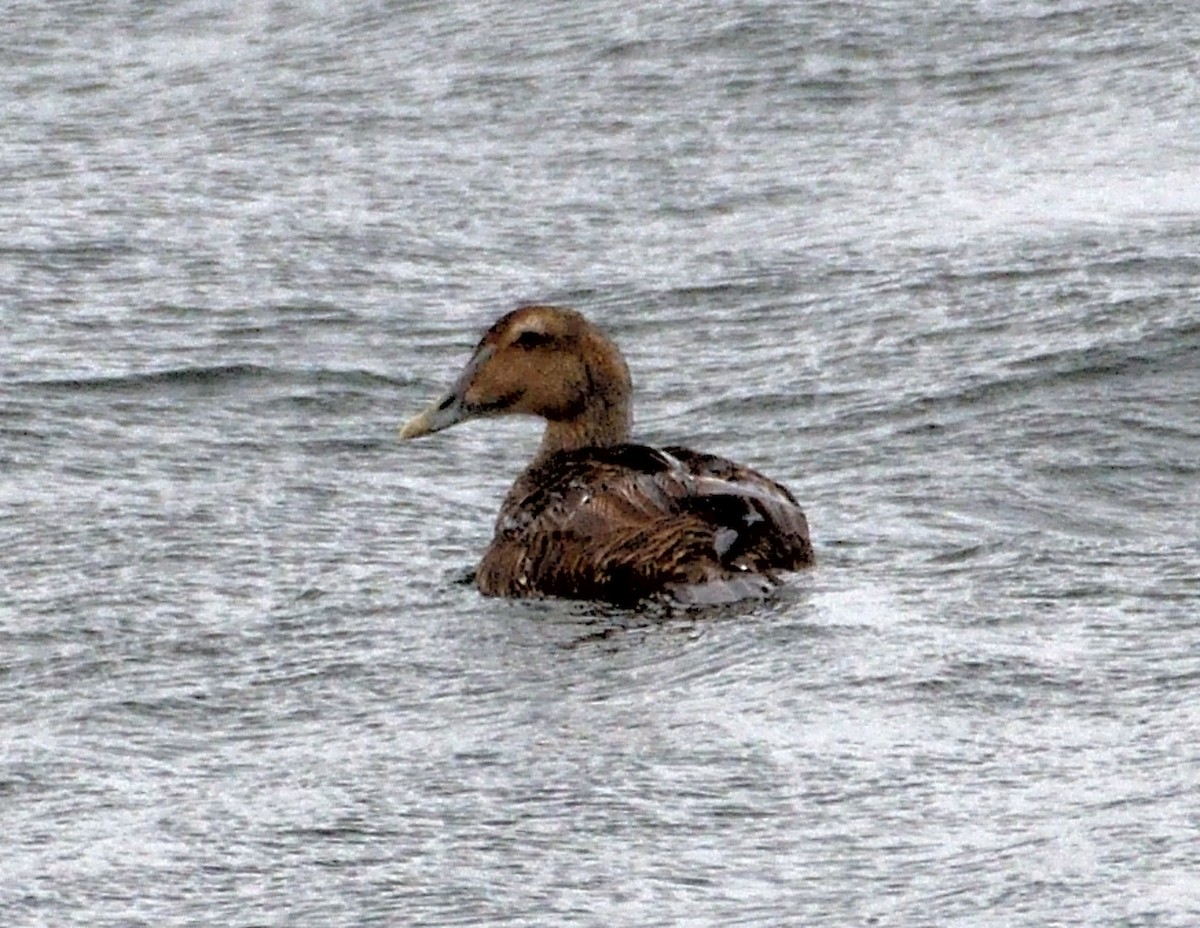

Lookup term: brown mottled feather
[476,445,812,604]
[399,306,814,604]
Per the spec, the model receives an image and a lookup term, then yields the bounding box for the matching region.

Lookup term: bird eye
[513,329,553,349]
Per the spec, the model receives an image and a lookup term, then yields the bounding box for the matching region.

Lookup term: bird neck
[536,392,632,461]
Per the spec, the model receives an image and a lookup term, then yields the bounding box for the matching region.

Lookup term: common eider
[400,306,813,604]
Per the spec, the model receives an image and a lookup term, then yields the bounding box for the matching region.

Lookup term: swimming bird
[400,305,813,604]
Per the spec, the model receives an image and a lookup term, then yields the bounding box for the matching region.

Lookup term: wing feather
[477,444,812,601]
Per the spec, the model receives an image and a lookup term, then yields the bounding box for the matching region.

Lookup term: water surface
[3,1,1199,925]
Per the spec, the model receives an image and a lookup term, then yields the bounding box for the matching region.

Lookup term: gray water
[3,1,1199,925]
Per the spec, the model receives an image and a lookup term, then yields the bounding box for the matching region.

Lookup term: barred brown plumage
[400,305,813,604]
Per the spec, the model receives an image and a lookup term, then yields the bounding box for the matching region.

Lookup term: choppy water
[3,1,1199,925]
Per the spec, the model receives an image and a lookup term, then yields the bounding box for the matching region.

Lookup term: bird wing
[477,444,812,602]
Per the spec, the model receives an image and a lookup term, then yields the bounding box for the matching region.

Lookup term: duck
[400,305,813,604]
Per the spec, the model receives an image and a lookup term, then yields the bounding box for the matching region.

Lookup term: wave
[19,365,410,394]
[899,317,1200,420]
[1008,318,1200,382]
